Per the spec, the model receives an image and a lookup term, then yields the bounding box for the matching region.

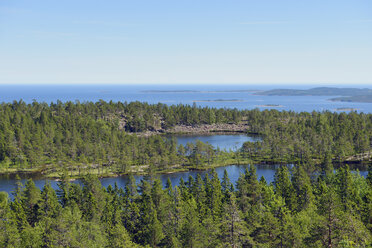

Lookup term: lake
[0,164,279,195]
[166,134,261,151]
[0,164,368,196]
[0,133,263,194]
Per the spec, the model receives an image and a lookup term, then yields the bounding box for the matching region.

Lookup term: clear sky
[0,0,371,85]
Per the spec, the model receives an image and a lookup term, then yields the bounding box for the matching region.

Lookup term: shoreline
[1,156,370,181]
[166,123,249,134]
[0,124,253,180]
[0,161,250,181]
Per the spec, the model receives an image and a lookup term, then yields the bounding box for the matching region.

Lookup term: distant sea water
[0,84,371,113]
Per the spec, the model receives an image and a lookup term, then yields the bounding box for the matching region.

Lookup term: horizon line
[0,82,371,86]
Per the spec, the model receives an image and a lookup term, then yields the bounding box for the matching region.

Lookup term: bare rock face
[131,123,249,137]
[168,123,248,134]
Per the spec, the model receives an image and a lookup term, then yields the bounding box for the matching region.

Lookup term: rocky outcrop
[167,123,248,134]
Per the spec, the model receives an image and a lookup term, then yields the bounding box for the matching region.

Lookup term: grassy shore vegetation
[0,100,371,178]
[0,165,371,247]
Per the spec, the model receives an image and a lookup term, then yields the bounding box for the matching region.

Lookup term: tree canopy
[0,166,371,247]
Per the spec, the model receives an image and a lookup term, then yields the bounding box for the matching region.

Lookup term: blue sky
[0,0,371,85]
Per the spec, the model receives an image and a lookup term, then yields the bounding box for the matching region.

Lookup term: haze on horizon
[0,0,371,85]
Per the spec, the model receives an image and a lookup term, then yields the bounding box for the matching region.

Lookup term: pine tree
[221,169,233,202]
[0,191,21,247]
[335,165,356,212]
[208,169,223,219]
[81,175,105,221]
[321,151,334,177]
[291,165,314,212]
[108,223,139,248]
[180,197,202,248]
[165,177,173,196]
[219,193,249,248]
[137,180,164,247]
[125,174,138,201]
[56,170,70,207]
[22,179,41,226]
[273,166,297,211]
[312,181,343,247]
[37,182,60,220]
[367,165,372,187]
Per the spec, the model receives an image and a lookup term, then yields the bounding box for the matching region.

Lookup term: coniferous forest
[0,100,371,247]
[0,101,370,176]
[0,166,371,247]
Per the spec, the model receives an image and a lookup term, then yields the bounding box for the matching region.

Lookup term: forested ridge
[0,100,371,177]
[0,165,371,247]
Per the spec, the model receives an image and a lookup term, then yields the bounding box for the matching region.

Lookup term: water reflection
[0,164,368,197]
[165,134,261,151]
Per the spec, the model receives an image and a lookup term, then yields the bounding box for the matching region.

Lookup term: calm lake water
[166,134,261,151]
[0,84,371,113]
[0,165,279,195]
[0,164,368,196]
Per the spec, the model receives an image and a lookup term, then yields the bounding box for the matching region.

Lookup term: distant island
[330,95,372,103]
[193,99,244,102]
[334,107,359,111]
[254,87,372,96]
[142,89,258,93]
[142,90,199,93]
[141,87,372,103]
[255,87,372,103]
[256,104,284,108]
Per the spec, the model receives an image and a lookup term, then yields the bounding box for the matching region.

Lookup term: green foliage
[0,101,370,177]
[0,101,237,176]
[1,167,370,247]
[0,191,8,208]
[0,98,370,246]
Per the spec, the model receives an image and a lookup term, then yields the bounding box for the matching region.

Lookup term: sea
[0,84,371,113]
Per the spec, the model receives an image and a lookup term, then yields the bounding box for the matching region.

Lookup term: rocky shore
[130,123,250,137]
[167,123,249,134]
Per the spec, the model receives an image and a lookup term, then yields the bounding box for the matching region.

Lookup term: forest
[0,100,371,247]
[0,165,371,247]
[0,100,370,177]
